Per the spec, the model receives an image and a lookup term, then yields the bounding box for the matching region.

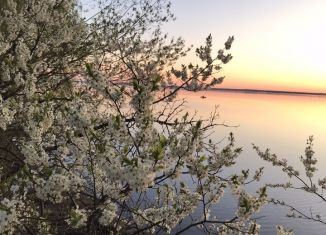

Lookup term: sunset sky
[81,0,326,93]
[163,0,326,92]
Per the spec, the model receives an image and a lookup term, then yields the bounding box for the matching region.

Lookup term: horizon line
[209,87,326,96]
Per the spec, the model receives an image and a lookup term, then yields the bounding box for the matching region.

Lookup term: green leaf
[123,146,129,154]
[122,157,132,165]
[70,210,83,227]
[85,63,94,77]
[198,155,206,163]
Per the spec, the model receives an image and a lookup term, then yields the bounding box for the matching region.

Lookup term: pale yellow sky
[164,0,326,92]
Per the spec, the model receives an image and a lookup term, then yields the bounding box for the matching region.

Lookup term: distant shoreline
[208,88,326,97]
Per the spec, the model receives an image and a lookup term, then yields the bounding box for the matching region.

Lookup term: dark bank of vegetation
[211,88,326,97]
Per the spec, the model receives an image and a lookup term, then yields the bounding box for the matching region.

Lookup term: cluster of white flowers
[0,96,16,130]
[0,198,23,234]
[99,201,117,226]
[237,190,267,221]
[301,136,317,178]
[35,174,71,203]
[276,225,294,235]
[318,177,326,189]
[247,221,261,235]
[134,189,200,233]
[68,207,88,228]
[34,173,83,203]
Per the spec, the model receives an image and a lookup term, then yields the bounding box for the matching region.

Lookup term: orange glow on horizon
[166,0,326,93]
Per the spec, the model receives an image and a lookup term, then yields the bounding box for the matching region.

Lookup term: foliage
[0,0,299,234]
[254,136,326,227]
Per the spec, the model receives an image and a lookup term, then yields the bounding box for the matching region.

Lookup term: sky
[162,0,326,92]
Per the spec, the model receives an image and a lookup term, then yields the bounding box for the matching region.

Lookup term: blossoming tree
[0,0,297,234]
[254,136,326,229]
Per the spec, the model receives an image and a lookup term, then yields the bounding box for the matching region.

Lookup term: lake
[178,90,326,235]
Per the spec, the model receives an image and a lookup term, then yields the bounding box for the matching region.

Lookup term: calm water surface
[179,90,326,235]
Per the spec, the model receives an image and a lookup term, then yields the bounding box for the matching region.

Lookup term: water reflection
[179,90,326,235]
